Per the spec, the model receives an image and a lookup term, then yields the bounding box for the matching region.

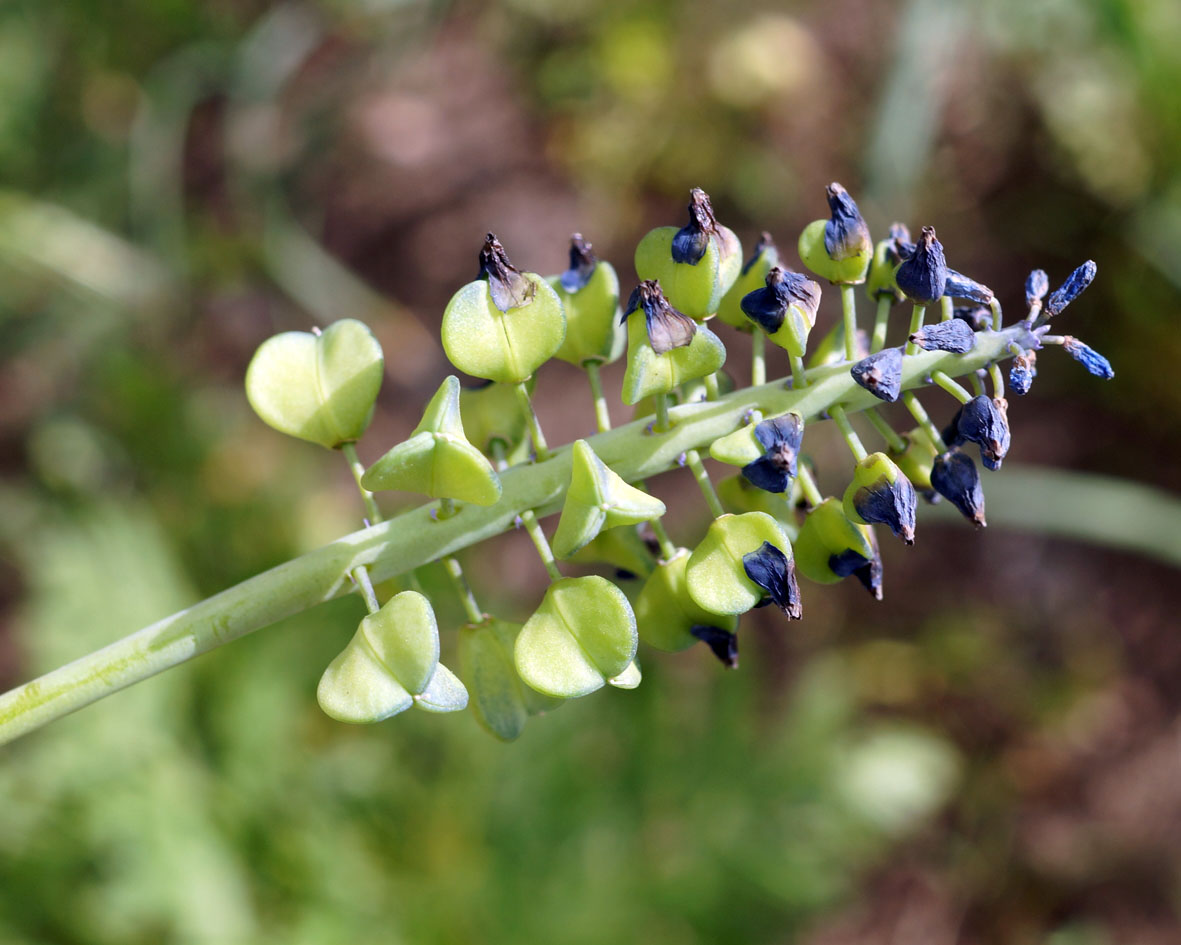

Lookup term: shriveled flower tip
[850,347,903,402]
[887,222,915,262]
[954,304,993,331]
[1025,269,1050,305]
[742,412,805,494]
[622,280,697,354]
[741,541,802,619]
[852,474,917,544]
[741,231,777,276]
[1044,260,1097,319]
[1062,336,1114,379]
[944,269,994,304]
[671,187,721,265]
[895,226,948,304]
[560,233,598,293]
[909,318,976,354]
[829,547,883,601]
[947,395,1011,470]
[690,624,739,668]
[1009,350,1037,395]
[931,451,986,527]
[740,267,821,333]
[824,182,872,262]
[479,233,537,312]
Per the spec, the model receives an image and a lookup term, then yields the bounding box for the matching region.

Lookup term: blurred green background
[1,0,1180,942]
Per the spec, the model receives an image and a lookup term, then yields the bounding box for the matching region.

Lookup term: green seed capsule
[514,576,638,699]
[317,591,469,723]
[620,282,726,405]
[842,452,917,544]
[686,512,793,616]
[550,234,624,366]
[553,440,666,559]
[793,497,875,585]
[717,473,793,520]
[636,549,738,652]
[865,224,911,303]
[797,183,873,285]
[245,317,384,450]
[634,188,742,318]
[740,267,821,358]
[715,232,779,331]
[361,376,502,506]
[459,617,562,742]
[441,234,566,383]
[567,525,657,578]
[887,428,938,496]
[460,377,532,455]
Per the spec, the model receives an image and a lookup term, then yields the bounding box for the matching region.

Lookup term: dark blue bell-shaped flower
[895,226,948,304]
[850,347,903,402]
[742,542,803,619]
[742,412,805,494]
[930,451,986,527]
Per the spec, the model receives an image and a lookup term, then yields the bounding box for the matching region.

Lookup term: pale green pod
[245,317,384,449]
[717,473,791,520]
[797,183,873,285]
[608,661,642,689]
[553,440,666,559]
[460,378,532,454]
[716,233,780,331]
[709,420,763,467]
[567,526,657,578]
[842,451,917,544]
[459,618,562,742]
[621,305,726,405]
[686,512,793,615]
[635,549,738,652]
[514,576,638,699]
[888,428,938,495]
[549,236,624,365]
[361,376,501,506]
[793,498,875,585]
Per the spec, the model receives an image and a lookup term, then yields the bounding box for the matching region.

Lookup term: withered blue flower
[953,304,993,331]
[1062,336,1114,379]
[740,267,821,334]
[479,233,537,312]
[931,451,986,527]
[690,624,739,668]
[622,280,697,354]
[671,188,720,265]
[946,395,1011,470]
[742,412,805,493]
[829,547,884,601]
[1044,260,1097,319]
[1025,269,1049,306]
[895,226,948,304]
[1009,350,1036,395]
[741,541,802,619]
[887,222,915,262]
[850,473,917,544]
[850,347,903,402]
[908,319,976,354]
[823,183,872,262]
[943,270,993,304]
[559,233,598,292]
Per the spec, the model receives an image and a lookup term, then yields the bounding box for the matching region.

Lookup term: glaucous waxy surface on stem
[361,375,502,506]
[635,548,738,653]
[686,512,793,616]
[549,235,624,366]
[317,590,468,723]
[459,617,562,742]
[797,182,873,285]
[634,188,741,318]
[514,576,638,699]
[245,317,384,449]
[553,440,667,559]
[716,231,779,331]
[441,234,566,384]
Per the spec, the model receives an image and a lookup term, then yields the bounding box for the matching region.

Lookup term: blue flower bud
[479,233,537,312]
[1044,260,1097,319]
[1062,336,1114,379]
[1009,350,1036,395]
[559,233,598,292]
[943,269,994,304]
[1025,269,1049,306]
[829,545,883,601]
[741,541,802,619]
[930,451,986,527]
[823,182,872,262]
[850,347,903,402]
[947,395,1010,470]
[908,318,976,354]
[671,188,720,264]
[895,226,948,304]
[690,624,739,668]
[742,412,805,494]
[622,280,697,354]
[953,304,993,331]
[740,267,821,334]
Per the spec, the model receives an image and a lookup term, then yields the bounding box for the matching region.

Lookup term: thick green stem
[443,556,484,625]
[0,327,1030,745]
[751,331,766,388]
[519,509,562,582]
[905,303,926,355]
[871,295,891,353]
[841,284,858,362]
[684,449,725,519]
[829,404,868,462]
[584,360,612,433]
[515,381,550,461]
